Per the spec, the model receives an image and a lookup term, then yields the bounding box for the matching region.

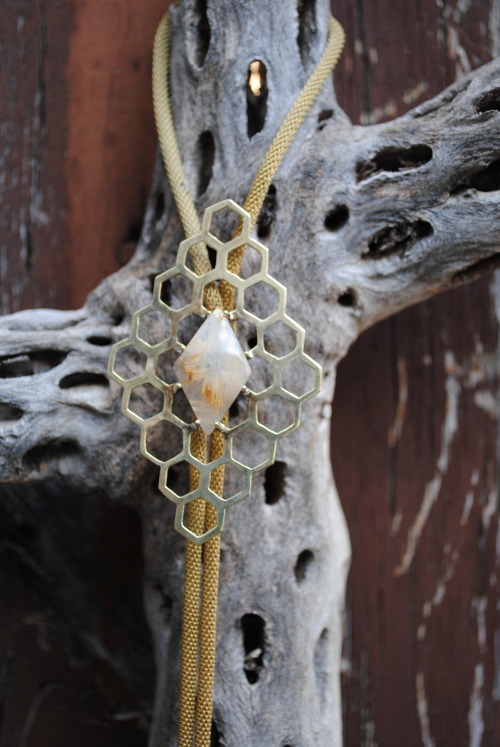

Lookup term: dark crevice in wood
[197,130,215,196]
[257,183,277,239]
[23,440,81,472]
[297,0,317,68]
[0,403,24,422]
[452,253,500,285]
[317,108,334,131]
[363,219,433,259]
[338,289,357,308]
[247,60,268,138]
[153,189,165,223]
[324,204,349,231]
[110,306,125,327]
[0,351,67,378]
[166,460,190,497]
[475,88,500,113]
[356,144,432,181]
[294,549,314,583]
[318,108,333,123]
[59,372,109,389]
[461,160,500,192]
[264,460,286,504]
[124,220,142,244]
[241,613,265,684]
[210,719,223,747]
[86,335,112,346]
[190,0,211,67]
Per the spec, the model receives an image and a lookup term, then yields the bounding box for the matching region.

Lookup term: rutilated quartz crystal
[173,309,251,434]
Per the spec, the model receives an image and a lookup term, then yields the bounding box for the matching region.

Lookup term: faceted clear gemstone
[173,309,251,434]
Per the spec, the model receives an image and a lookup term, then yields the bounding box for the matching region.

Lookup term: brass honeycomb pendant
[108,200,321,544]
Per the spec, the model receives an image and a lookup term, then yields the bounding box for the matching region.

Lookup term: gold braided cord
[152,11,345,747]
[194,426,226,747]
[178,430,207,747]
[153,15,223,312]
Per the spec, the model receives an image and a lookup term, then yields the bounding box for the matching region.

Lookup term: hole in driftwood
[197,130,215,196]
[476,88,500,113]
[318,108,333,124]
[0,350,67,378]
[124,220,142,244]
[450,161,500,195]
[87,335,112,346]
[23,439,81,472]
[364,219,433,259]
[153,188,165,223]
[264,460,286,505]
[211,719,223,747]
[0,403,24,423]
[241,613,265,684]
[110,306,125,327]
[247,60,268,138]
[324,204,349,231]
[356,144,432,181]
[468,160,500,192]
[59,372,109,390]
[452,253,500,285]
[190,0,210,67]
[338,289,357,307]
[294,549,315,583]
[257,183,277,240]
[297,0,317,68]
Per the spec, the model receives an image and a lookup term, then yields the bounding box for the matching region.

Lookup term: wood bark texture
[1,0,500,745]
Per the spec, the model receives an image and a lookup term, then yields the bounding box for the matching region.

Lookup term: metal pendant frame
[108,200,321,544]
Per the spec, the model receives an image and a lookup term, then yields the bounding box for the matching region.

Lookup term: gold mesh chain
[152,11,345,747]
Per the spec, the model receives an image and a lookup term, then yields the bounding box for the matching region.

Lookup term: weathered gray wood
[2,0,500,744]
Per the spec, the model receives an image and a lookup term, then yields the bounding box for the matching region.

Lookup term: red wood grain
[332,1,500,744]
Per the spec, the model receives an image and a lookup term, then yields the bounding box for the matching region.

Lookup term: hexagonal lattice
[108,199,321,543]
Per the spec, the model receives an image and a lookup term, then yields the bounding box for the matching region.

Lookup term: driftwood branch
[2,0,500,744]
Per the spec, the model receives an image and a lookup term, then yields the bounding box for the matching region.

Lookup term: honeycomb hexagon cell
[227,391,252,431]
[177,314,205,345]
[158,271,195,311]
[256,394,297,435]
[229,242,266,280]
[160,459,193,503]
[175,501,225,544]
[171,387,196,427]
[221,462,251,506]
[245,356,274,396]
[202,200,250,243]
[109,342,147,383]
[230,426,276,472]
[281,356,321,400]
[263,319,301,359]
[155,347,179,385]
[141,419,184,465]
[135,307,171,347]
[242,279,283,322]
[125,381,165,424]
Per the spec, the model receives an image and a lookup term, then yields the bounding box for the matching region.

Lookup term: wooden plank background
[1,0,499,744]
